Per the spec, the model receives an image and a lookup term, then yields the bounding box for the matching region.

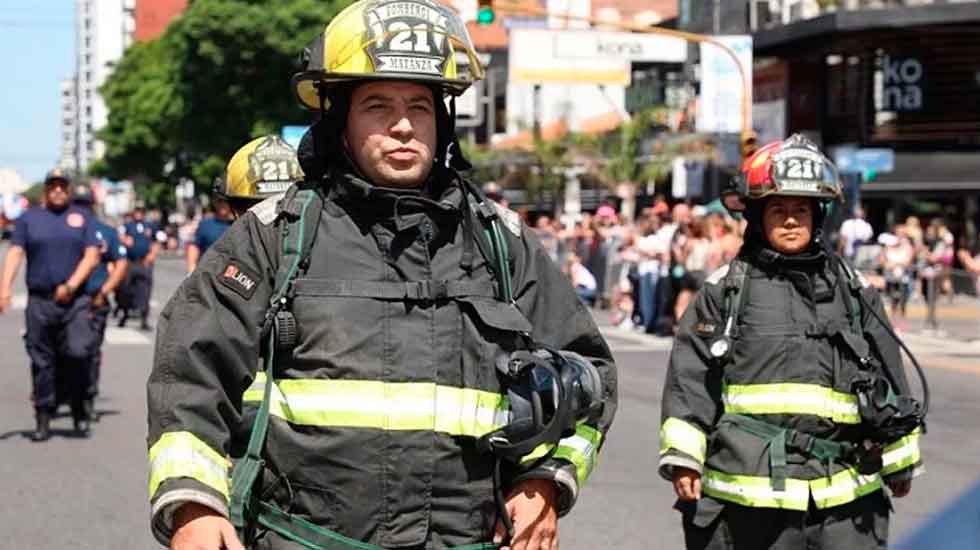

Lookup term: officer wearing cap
[70,183,129,421]
[146,2,617,549]
[186,135,303,273]
[118,206,160,330]
[0,169,100,440]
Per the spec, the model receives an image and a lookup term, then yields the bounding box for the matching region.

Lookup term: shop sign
[881,55,924,112]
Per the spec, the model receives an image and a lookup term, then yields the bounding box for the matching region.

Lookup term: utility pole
[713,0,721,34]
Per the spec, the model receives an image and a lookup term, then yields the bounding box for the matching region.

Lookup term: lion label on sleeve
[220,262,260,300]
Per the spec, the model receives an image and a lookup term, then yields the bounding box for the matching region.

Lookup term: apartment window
[85,71,92,83]
[85,18,91,30]
[85,54,91,65]
[85,37,91,49]
[86,106,92,116]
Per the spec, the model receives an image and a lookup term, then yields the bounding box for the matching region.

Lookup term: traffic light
[740,131,758,159]
[477,0,495,25]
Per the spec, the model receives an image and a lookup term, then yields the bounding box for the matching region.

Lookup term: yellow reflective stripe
[704,467,882,510]
[659,418,707,463]
[810,468,882,508]
[703,469,810,510]
[243,372,510,437]
[148,431,231,501]
[723,383,861,423]
[881,428,922,476]
[553,424,603,485]
[520,443,555,465]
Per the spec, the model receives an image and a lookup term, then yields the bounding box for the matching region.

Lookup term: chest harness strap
[229,181,514,549]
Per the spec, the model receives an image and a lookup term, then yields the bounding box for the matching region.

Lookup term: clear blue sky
[0,1,76,184]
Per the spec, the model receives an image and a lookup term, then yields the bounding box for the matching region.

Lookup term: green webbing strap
[836,258,864,334]
[487,218,513,303]
[230,188,320,540]
[256,500,500,550]
[721,414,852,492]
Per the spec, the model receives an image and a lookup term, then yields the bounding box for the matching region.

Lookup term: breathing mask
[478,348,603,461]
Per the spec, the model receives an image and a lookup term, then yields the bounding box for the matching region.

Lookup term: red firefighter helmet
[723,134,842,212]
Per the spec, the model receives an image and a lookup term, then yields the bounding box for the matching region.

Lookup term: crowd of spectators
[839,208,973,331]
[531,196,745,336]
[529,197,980,336]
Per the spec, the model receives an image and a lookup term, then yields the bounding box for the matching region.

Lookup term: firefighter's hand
[0,290,11,313]
[171,502,244,550]
[672,467,702,501]
[886,478,912,498]
[494,479,559,550]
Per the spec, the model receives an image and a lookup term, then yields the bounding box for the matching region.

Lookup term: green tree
[97,0,353,207]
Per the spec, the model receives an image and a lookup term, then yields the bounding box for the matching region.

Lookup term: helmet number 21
[262,160,292,182]
[387,22,443,54]
[778,158,822,180]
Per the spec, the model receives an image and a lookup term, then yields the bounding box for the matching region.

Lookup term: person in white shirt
[839,206,874,260]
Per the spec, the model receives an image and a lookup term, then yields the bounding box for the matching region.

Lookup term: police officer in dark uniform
[147,3,617,549]
[70,184,129,421]
[185,204,233,274]
[0,169,100,440]
[118,206,159,330]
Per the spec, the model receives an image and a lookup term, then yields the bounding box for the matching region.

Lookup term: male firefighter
[187,135,302,273]
[660,135,924,549]
[146,2,617,549]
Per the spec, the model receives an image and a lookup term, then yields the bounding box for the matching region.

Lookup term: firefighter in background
[70,183,128,421]
[186,135,302,273]
[0,170,100,440]
[659,135,925,549]
[118,206,159,330]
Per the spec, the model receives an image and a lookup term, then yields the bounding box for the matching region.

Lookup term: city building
[134,0,188,42]
[743,0,980,247]
[58,77,79,173]
[71,0,135,173]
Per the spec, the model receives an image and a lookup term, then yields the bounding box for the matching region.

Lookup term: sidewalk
[592,305,980,367]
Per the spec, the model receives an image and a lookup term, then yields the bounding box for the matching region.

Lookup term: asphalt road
[1,249,978,549]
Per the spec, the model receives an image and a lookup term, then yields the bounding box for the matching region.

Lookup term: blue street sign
[834,147,895,174]
[281,125,310,150]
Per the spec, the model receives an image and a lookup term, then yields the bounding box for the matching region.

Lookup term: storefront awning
[860,152,980,194]
[754,3,980,51]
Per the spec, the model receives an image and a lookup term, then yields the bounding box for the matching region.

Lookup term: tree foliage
[96,0,353,206]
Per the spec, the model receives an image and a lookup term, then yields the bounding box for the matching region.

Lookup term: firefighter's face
[763,196,813,255]
[344,81,437,189]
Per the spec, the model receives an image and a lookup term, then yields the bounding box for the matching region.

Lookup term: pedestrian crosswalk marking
[104,327,151,346]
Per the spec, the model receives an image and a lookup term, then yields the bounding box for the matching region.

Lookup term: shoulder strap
[720,259,750,340]
[835,256,864,333]
[462,182,514,303]
[230,183,323,540]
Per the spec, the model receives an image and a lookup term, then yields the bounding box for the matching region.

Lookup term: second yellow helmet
[219,135,304,201]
